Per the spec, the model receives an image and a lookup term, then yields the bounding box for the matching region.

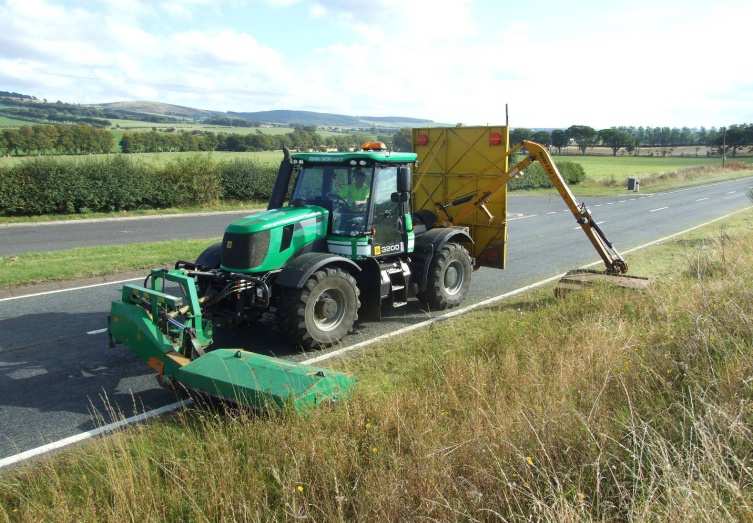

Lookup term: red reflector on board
[416,133,429,146]
[489,132,502,145]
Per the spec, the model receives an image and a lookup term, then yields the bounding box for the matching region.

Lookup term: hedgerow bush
[219,159,278,201]
[508,160,586,190]
[0,155,277,216]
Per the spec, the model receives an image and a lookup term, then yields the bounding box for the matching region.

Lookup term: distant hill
[94,101,214,119]
[229,109,435,128]
[1,91,436,129]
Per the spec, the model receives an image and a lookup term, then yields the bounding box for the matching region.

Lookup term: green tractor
[185,143,473,349]
[109,128,640,411]
[108,142,474,410]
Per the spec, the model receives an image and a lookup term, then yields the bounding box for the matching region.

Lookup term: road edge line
[0,400,191,470]
[0,209,261,229]
[1,205,750,469]
[0,277,144,303]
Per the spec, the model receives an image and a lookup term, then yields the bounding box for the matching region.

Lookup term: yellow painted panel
[412,126,508,269]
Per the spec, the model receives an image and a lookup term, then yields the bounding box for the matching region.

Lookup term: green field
[0,114,35,127]
[3,210,753,520]
[0,150,283,168]
[107,118,296,135]
[553,154,751,181]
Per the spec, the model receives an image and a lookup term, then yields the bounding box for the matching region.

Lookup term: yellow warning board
[412,126,508,269]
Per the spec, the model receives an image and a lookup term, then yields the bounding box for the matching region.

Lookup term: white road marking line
[546,211,558,215]
[696,197,710,202]
[2,205,752,470]
[0,277,144,303]
[508,214,538,221]
[618,200,626,203]
[0,400,192,470]
[86,328,108,335]
[607,202,614,205]
[594,204,602,207]
[727,191,737,194]
[650,206,669,213]
[0,209,260,229]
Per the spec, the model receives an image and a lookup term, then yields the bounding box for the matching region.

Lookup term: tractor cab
[289,143,417,260]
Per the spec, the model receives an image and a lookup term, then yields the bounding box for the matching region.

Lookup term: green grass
[0,238,217,288]
[0,150,283,168]
[0,114,34,127]
[0,201,262,225]
[515,155,753,197]
[3,210,753,520]
[555,154,753,180]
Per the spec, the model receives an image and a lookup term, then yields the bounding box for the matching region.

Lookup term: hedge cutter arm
[438,140,630,275]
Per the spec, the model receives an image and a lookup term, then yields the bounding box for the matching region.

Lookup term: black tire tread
[282,267,360,349]
[418,243,472,310]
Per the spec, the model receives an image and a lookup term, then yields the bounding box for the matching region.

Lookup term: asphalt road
[1,177,752,460]
[0,210,261,256]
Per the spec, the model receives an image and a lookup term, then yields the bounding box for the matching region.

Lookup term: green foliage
[551,129,568,153]
[508,160,586,190]
[391,128,412,152]
[598,127,636,155]
[566,125,598,154]
[1,124,112,155]
[0,155,275,216]
[219,159,278,200]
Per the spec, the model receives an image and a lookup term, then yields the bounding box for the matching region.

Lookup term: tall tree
[598,128,633,156]
[566,125,597,154]
[392,128,412,152]
[531,130,551,146]
[550,129,568,154]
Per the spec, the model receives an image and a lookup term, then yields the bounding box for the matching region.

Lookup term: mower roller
[108,127,647,412]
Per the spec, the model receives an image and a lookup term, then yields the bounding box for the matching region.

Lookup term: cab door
[370,165,403,256]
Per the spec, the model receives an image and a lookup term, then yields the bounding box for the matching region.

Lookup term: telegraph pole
[722,126,726,168]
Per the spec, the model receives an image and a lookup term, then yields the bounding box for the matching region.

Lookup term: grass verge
[520,166,753,197]
[0,201,261,225]
[2,210,753,519]
[0,238,216,288]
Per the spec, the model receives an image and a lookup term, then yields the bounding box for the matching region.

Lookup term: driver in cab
[337,168,370,208]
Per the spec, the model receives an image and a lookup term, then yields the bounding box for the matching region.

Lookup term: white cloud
[0,0,751,127]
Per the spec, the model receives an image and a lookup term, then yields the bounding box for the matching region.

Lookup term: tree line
[510,124,753,156]
[0,124,113,155]
[119,126,391,154]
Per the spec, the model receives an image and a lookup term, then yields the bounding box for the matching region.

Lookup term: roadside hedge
[507,160,586,190]
[0,155,278,216]
[0,154,583,216]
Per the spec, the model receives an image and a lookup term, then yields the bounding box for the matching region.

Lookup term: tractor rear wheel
[418,242,472,310]
[282,267,360,349]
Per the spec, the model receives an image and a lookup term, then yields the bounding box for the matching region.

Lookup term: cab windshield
[291,164,374,236]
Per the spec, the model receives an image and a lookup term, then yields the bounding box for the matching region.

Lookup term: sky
[1,0,752,128]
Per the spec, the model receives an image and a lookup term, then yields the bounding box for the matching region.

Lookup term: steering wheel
[326,193,350,208]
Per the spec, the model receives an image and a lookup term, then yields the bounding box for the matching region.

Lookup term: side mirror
[397,166,411,193]
[391,192,409,203]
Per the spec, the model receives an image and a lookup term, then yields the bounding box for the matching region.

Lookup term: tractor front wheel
[282,267,360,349]
[418,243,472,310]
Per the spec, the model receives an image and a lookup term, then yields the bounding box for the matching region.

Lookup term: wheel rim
[312,288,346,332]
[443,261,465,296]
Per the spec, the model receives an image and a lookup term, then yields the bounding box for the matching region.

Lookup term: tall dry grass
[3,230,753,521]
